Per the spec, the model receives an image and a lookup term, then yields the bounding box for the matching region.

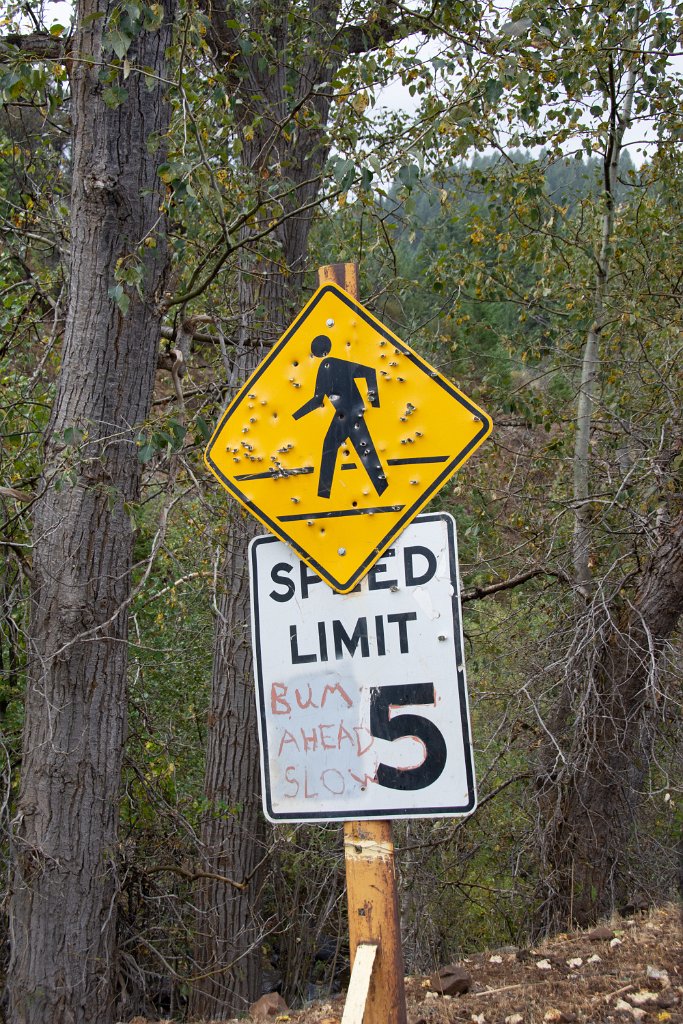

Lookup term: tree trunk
[572,61,636,592]
[190,328,273,1019]
[191,89,338,1024]
[191,244,310,1017]
[535,51,666,931]
[190,2,342,1014]
[7,3,173,1022]
[537,508,683,929]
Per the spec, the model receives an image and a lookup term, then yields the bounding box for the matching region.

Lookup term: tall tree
[516,0,683,927]
[535,144,683,925]
[5,1,175,1020]
[413,0,683,927]
[190,2,349,1008]
[189,1,486,1013]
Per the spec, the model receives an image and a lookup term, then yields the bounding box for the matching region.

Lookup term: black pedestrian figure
[293,335,388,499]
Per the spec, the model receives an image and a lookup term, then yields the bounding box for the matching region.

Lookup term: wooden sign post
[342,821,406,1024]
[318,264,407,1024]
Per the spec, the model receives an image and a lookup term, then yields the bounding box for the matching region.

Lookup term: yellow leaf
[351,91,369,115]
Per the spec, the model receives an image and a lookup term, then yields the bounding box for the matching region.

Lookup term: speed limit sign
[249,513,476,822]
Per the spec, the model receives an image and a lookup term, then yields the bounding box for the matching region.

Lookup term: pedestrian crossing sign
[204,283,492,592]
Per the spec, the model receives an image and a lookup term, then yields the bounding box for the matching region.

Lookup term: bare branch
[344,0,441,54]
[0,31,65,60]
[146,863,247,891]
[461,567,570,603]
[0,484,33,502]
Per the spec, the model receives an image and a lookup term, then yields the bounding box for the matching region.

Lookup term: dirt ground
[129,904,682,1024]
[280,905,683,1024]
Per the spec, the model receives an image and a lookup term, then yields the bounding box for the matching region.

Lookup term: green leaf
[157,162,173,183]
[3,73,25,100]
[195,416,211,441]
[63,425,84,446]
[154,430,174,447]
[143,3,164,29]
[332,158,355,190]
[108,284,130,315]
[102,85,129,108]
[49,23,66,36]
[398,163,419,189]
[169,420,187,447]
[104,28,133,59]
[138,442,155,463]
[484,78,504,105]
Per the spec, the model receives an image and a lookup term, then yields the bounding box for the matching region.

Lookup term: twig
[471,979,558,997]
[137,571,211,608]
[146,863,247,891]
[471,982,526,997]
[604,983,635,1002]
[462,567,570,603]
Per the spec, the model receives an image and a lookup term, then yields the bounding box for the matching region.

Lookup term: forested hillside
[0,0,681,1021]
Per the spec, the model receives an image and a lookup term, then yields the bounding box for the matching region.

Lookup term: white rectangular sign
[249,513,476,822]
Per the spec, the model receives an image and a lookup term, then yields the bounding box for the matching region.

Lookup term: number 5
[369,683,447,791]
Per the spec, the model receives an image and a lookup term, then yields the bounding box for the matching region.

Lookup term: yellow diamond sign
[205,283,492,592]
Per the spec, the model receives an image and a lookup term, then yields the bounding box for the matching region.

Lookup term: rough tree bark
[7,2,174,1021]
[191,4,341,1014]
[191,144,332,1023]
[190,302,287,1018]
[538,505,683,927]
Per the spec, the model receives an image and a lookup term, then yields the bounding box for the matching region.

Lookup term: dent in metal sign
[205,282,492,593]
[249,513,476,822]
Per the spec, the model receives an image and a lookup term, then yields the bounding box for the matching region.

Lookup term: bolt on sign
[205,282,492,593]
[249,513,476,822]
